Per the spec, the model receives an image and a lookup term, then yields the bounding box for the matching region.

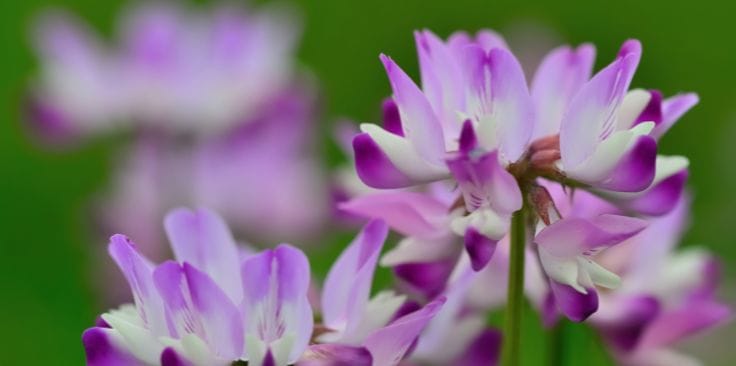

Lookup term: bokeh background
[1,0,734,364]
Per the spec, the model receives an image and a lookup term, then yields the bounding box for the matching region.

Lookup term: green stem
[501,206,526,366]
[548,320,566,366]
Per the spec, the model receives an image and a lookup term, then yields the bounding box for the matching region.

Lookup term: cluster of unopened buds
[33,3,726,365]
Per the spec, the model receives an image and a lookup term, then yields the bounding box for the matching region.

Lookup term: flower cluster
[27,2,328,260]
[71,9,731,366]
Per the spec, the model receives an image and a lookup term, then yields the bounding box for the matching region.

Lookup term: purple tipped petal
[297,344,373,366]
[352,133,414,188]
[634,90,663,126]
[339,191,447,237]
[550,281,598,322]
[597,135,657,192]
[452,329,502,366]
[160,347,193,366]
[475,30,509,51]
[263,349,276,366]
[322,220,388,332]
[164,208,242,303]
[536,215,648,257]
[446,149,522,215]
[464,228,498,271]
[182,263,244,359]
[622,169,688,216]
[560,40,641,168]
[531,44,596,139]
[381,98,404,136]
[108,235,167,335]
[652,93,699,139]
[458,119,478,154]
[24,95,76,143]
[83,327,140,366]
[394,260,455,299]
[364,297,446,366]
[380,54,445,165]
[600,296,661,352]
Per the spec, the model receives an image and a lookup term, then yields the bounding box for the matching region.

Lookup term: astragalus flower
[83,209,444,366]
[590,198,731,366]
[28,1,299,139]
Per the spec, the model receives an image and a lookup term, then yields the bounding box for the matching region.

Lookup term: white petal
[320,291,406,345]
[360,123,449,181]
[380,235,456,266]
[578,257,621,289]
[538,249,585,293]
[616,89,651,131]
[450,208,509,240]
[101,311,164,364]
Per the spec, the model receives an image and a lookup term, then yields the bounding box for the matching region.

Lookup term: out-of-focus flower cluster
[25,2,730,365]
[27,1,328,262]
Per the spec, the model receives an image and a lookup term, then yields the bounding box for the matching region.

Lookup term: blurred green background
[1,0,734,364]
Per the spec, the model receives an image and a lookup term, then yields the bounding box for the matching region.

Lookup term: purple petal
[363,297,446,366]
[82,327,140,366]
[599,296,661,352]
[475,30,509,51]
[160,347,193,366]
[263,349,276,366]
[464,227,498,271]
[458,119,478,154]
[452,329,502,366]
[536,215,648,257]
[339,191,448,237]
[394,260,455,299]
[182,263,244,359]
[633,90,663,126]
[531,44,596,139]
[596,135,657,192]
[652,93,699,139]
[560,40,641,168]
[380,54,446,165]
[487,48,535,162]
[381,98,404,136]
[322,220,388,332]
[446,149,522,215]
[108,235,168,335]
[24,95,76,143]
[415,30,465,124]
[621,169,688,216]
[550,281,598,322]
[297,344,373,366]
[639,298,732,349]
[352,133,413,188]
[164,208,242,303]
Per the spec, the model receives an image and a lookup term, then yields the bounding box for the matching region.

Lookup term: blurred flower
[83,209,445,366]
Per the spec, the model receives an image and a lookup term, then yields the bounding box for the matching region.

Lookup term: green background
[1,0,734,364]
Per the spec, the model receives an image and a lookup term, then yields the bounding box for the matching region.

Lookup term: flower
[590,198,732,365]
[83,209,444,366]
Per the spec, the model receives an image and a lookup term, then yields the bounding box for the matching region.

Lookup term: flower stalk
[501,202,527,366]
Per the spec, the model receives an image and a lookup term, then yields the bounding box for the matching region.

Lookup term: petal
[381,98,404,136]
[415,30,465,125]
[446,148,522,215]
[549,280,599,322]
[652,93,699,139]
[363,297,446,366]
[161,347,194,366]
[297,344,372,366]
[634,90,663,126]
[639,298,732,349]
[381,236,458,267]
[352,132,414,188]
[565,122,657,192]
[616,89,653,131]
[607,156,689,216]
[182,263,244,360]
[101,309,164,364]
[108,235,168,336]
[393,259,456,299]
[560,40,641,168]
[536,215,648,258]
[339,191,448,237]
[321,291,406,345]
[597,296,661,352]
[531,44,596,139]
[475,30,509,51]
[479,48,535,162]
[452,329,502,366]
[380,54,446,164]
[82,327,141,366]
[164,208,243,303]
[355,127,449,187]
[464,227,498,271]
[321,220,388,334]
